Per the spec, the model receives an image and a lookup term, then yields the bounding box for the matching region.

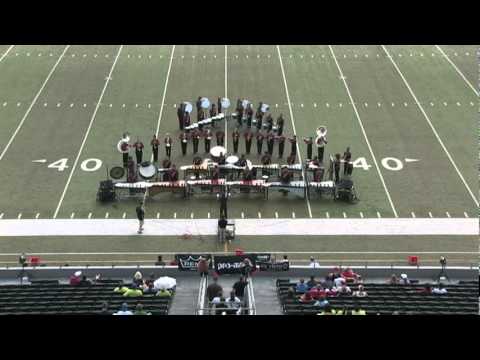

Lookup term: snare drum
[139,162,157,180]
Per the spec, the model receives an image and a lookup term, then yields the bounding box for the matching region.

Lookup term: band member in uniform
[169,164,179,182]
[280,167,293,184]
[277,114,285,136]
[289,135,297,157]
[204,129,212,153]
[209,103,217,128]
[303,136,313,160]
[177,103,185,130]
[286,153,296,165]
[343,147,352,175]
[277,134,286,158]
[256,131,264,156]
[236,99,243,127]
[244,130,253,155]
[266,132,275,156]
[246,103,254,128]
[216,130,225,146]
[261,152,271,166]
[232,128,240,153]
[334,153,341,183]
[316,131,328,163]
[217,97,222,115]
[179,131,189,156]
[121,136,130,168]
[211,165,220,180]
[136,202,145,234]
[164,133,173,159]
[310,156,320,166]
[151,134,160,163]
[265,114,273,132]
[255,102,264,130]
[133,138,144,164]
[192,129,200,154]
[313,167,324,182]
[196,96,202,113]
[219,191,228,219]
[183,110,191,128]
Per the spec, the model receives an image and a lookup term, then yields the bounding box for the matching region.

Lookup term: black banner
[214,255,257,274]
[175,254,212,271]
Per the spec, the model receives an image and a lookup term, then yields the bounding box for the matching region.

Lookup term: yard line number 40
[47,158,102,172]
[353,157,404,171]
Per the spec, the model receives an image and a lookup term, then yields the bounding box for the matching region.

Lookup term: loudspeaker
[97,180,116,202]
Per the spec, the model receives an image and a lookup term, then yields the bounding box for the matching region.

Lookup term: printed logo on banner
[175,254,212,271]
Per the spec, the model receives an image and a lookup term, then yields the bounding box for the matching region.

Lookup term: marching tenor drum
[226,155,239,165]
[138,161,157,180]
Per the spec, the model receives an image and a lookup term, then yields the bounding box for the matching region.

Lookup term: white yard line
[276,45,312,218]
[435,45,479,97]
[0,45,70,162]
[0,45,14,63]
[53,45,124,219]
[382,45,479,207]
[0,218,476,236]
[328,45,398,218]
[142,45,176,204]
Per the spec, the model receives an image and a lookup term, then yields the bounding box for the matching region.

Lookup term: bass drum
[138,161,157,180]
[110,166,125,179]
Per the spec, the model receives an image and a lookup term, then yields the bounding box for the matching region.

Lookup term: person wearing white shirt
[432,284,448,294]
[226,291,243,315]
[309,257,320,268]
[334,276,346,288]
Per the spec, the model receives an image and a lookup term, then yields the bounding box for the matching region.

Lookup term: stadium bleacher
[276,279,478,315]
[0,281,173,315]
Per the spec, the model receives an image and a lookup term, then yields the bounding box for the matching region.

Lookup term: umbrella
[261,103,270,113]
[221,97,230,109]
[242,99,250,109]
[183,102,193,113]
[154,276,177,290]
[200,97,210,109]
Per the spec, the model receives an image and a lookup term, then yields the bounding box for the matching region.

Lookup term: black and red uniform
[256,132,264,156]
[164,135,172,158]
[244,131,253,155]
[183,112,191,128]
[245,105,254,128]
[151,136,160,162]
[179,132,189,156]
[192,130,200,154]
[217,97,222,115]
[276,115,285,136]
[216,130,225,146]
[288,136,297,156]
[204,129,212,153]
[133,140,144,164]
[255,108,263,130]
[121,142,130,167]
[266,132,275,156]
[277,135,286,158]
[303,137,313,160]
[177,104,185,130]
[232,129,240,153]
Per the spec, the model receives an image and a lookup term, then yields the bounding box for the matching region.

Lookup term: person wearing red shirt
[341,267,359,282]
[300,291,314,303]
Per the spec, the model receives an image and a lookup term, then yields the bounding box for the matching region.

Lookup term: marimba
[267,181,307,199]
[226,180,268,199]
[186,179,226,198]
[308,180,336,198]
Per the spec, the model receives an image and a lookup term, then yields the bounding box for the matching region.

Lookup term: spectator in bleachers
[114,284,129,294]
[323,274,335,289]
[207,277,223,302]
[79,275,92,286]
[134,303,152,315]
[100,301,110,315]
[123,287,143,297]
[232,276,248,299]
[308,285,326,300]
[145,273,155,287]
[156,288,172,298]
[351,304,366,315]
[399,274,410,285]
[432,284,448,295]
[415,284,432,294]
[300,291,314,303]
[286,287,296,299]
[309,257,320,268]
[211,291,223,305]
[337,283,352,296]
[225,291,242,314]
[133,271,143,287]
[313,295,329,308]
[295,279,308,294]
[334,276,346,289]
[341,267,360,282]
[142,282,156,294]
[353,285,368,297]
[317,304,342,315]
[113,303,133,315]
[214,297,228,315]
[325,287,338,297]
[69,271,82,286]
[281,255,290,270]
[389,274,399,285]
[306,275,317,289]
[332,266,342,279]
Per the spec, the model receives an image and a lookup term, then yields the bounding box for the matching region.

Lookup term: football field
[0,45,477,266]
